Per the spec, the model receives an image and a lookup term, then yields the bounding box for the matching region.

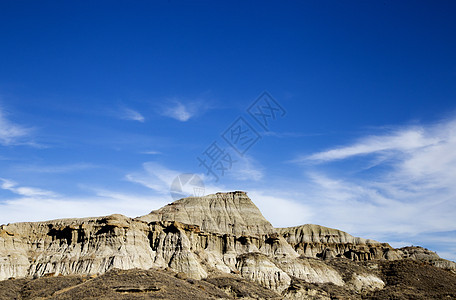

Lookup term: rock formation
[0,191,455,298]
[137,191,276,236]
[277,224,402,261]
[399,245,456,270]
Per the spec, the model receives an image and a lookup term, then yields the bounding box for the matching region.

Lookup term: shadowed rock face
[277,224,402,261]
[0,191,454,296]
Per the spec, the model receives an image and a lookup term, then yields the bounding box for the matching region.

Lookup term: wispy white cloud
[0,106,32,146]
[163,101,191,121]
[289,117,456,261]
[228,155,264,181]
[248,190,312,228]
[141,150,161,155]
[298,125,442,163]
[0,178,58,198]
[12,163,98,174]
[160,100,210,122]
[126,162,180,194]
[0,179,169,224]
[125,161,227,200]
[91,188,169,215]
[301,173,456,235]
[120,107,145,122]
[0,192,167,224]
[262,131,318,138]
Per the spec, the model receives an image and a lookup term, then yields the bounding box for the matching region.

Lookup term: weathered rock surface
[136,191,276,236]
[0,191,454,297]
[399,246,456,270]
[2,260,456,300]
[0,214,157,280]
[236,253,291,292]
[278,224,402,261]
[275,256,344,286]
[0,192,299,291]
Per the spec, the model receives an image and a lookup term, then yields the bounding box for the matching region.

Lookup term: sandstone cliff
[0,191,454,297]
[136,191,276,236]
[277,224,402,261]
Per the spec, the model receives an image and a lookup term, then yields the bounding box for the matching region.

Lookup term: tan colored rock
[399,246,456,270]
[236,253,291,292]
[283,285,332,300]
[276,257,344,286]
[0,190,453,297]
[348,273,385,292]
[0,193,299,284]
[278,224,401,261]
[136,191,275,236]
[0,215,157,280]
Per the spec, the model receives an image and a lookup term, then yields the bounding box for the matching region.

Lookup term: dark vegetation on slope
[1,259,456,299]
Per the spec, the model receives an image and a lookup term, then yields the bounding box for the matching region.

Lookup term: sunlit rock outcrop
[0,191,454,295]
[277,224,402,261]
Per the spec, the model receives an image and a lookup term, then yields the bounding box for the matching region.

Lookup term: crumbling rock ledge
[277,224,402,261]
[0,191,454,296]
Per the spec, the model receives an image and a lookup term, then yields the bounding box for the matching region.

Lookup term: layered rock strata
[277,224,402,261]
[1,191,453,295]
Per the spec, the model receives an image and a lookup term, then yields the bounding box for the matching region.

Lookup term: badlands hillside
[1,191,455,299]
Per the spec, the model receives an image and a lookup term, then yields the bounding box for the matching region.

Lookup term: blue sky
[1,1,456,261]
